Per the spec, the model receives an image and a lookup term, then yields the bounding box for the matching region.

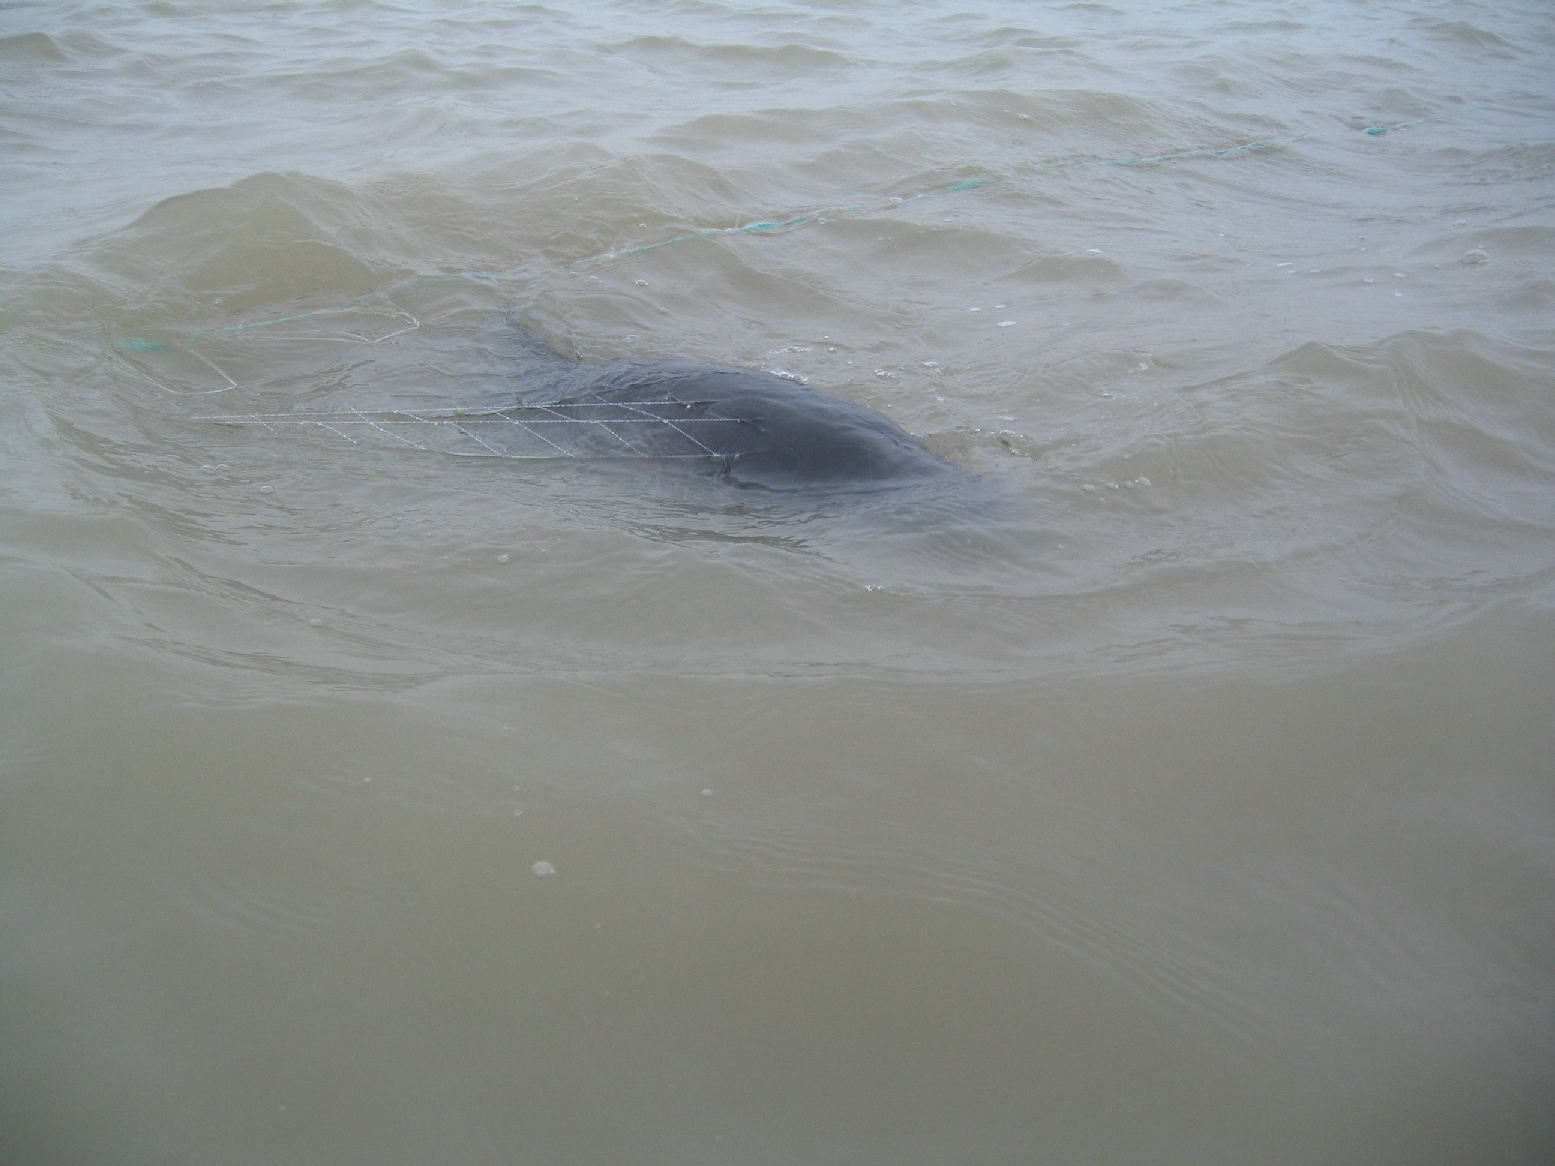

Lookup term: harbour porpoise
[501,316,958,491]
[202,315,963,493]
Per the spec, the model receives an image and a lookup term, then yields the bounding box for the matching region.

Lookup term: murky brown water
[3,2,1553,1163]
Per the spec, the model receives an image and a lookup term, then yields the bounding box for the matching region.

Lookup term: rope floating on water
[195,401,757,460]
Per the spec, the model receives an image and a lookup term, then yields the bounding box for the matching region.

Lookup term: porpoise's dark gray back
[504,317,956,490]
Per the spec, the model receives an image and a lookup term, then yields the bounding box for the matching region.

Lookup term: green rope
[112,110,1468,353]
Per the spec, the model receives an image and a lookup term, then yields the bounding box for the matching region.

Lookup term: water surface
[2,2,1553,1163]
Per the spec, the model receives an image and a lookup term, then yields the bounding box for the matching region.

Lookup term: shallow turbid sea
[3,1,1554,1163]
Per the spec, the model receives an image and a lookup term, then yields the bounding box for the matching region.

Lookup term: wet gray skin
[503,316,959,491]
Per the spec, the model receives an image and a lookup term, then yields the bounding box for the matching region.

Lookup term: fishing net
[194,398,753,461]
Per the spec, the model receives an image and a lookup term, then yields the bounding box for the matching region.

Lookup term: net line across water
[196,399,755,460]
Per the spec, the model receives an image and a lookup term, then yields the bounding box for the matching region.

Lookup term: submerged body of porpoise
[205,316,963,493]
